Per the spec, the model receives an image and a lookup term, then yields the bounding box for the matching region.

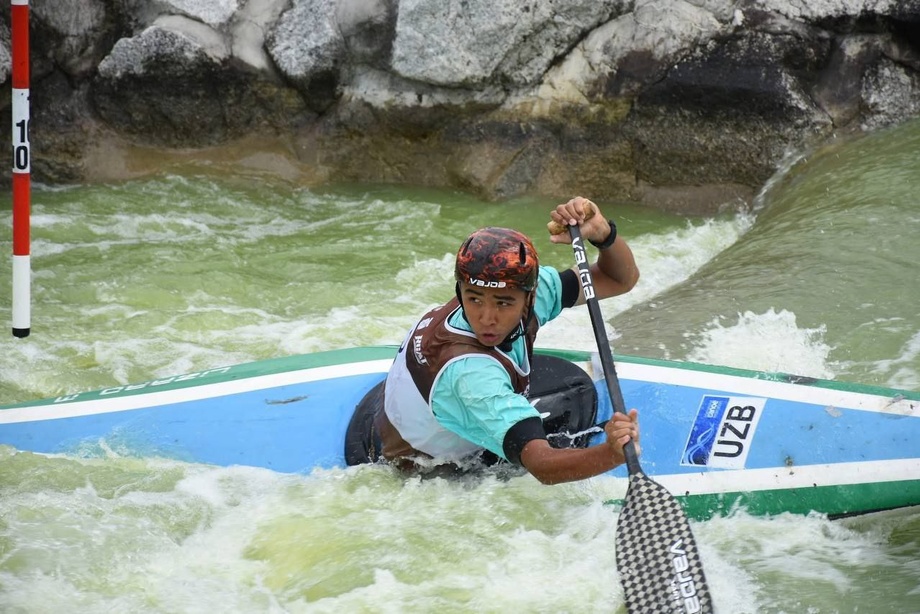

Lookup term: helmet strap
[498,291,535,351]
[455,282,466,318]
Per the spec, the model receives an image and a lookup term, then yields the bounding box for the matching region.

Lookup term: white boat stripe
[0,359,394,424]
[650,458,920,495]
[615,362,918,416]
[3,357,916,426]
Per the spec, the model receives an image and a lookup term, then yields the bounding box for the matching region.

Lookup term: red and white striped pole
[11,0,31,338]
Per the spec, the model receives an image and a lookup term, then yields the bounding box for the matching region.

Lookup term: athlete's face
[458,281,529,347]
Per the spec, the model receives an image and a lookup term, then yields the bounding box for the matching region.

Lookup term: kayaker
[346,196,641,484]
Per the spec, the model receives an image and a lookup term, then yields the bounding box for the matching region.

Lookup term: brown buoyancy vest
[377,297,540,464]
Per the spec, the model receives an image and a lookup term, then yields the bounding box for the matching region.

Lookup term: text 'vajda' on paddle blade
[615,473,713,613]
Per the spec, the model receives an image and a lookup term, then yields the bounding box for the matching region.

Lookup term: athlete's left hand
[605,408,640,463]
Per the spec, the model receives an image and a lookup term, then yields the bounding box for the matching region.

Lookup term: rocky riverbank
[2,0,919,213]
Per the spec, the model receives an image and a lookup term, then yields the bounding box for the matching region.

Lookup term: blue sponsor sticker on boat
[681,395,766,469]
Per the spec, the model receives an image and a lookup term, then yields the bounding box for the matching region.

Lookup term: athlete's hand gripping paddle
[568,223,714,614]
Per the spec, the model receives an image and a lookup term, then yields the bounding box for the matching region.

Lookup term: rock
[92,24,311,147]
[1,0,919,213]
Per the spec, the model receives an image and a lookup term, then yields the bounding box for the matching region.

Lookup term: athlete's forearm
[519,439,621,485]
[590,237,639,300]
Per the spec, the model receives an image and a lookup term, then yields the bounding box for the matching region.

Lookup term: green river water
[1,119,919,612]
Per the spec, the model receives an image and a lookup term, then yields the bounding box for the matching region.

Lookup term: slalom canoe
[1,346,917,520]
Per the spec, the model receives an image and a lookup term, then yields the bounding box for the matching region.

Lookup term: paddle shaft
[569,223,713,614]
[568,225,641,475]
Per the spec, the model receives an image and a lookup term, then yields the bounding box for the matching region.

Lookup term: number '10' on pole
[11,0,30,338]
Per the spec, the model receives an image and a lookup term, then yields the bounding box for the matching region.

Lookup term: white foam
[872,329,920,390]
[684,308,836,379]
[538,213,754,352]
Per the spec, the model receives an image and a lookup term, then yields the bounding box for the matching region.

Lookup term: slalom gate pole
[11,0,31,338]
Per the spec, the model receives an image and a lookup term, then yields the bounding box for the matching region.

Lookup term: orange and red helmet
[455,227,539,292]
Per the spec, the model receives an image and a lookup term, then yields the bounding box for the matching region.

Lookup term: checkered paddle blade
[615,473,713,614]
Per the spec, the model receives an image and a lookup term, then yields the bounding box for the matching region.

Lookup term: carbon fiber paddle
[569,224,713,614]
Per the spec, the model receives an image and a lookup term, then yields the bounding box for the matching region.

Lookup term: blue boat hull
[2,347,918,519]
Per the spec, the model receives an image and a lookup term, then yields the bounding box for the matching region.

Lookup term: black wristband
[588,219,617,250]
